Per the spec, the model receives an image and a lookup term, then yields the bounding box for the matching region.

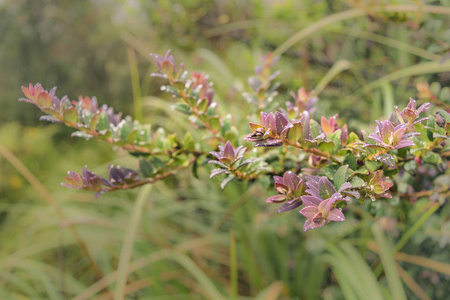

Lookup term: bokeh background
[0,0,449,299]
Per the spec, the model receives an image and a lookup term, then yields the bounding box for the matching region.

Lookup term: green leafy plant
[18,50,449,233]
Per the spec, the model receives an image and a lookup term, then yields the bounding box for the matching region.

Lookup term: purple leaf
[327,208,346,222]
[277,199,302,213]
[266,194,287,203]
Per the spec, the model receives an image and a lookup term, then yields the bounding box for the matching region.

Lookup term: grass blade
[275,5,450,57]
[274,9,366,56]
[127,47,143,123]
[114,184,152,300]
[230,229,238,300]
[171,252,225,300]
[313,60,353,97]
[354,60,450,97]
[372,224,407,300]
[332,28,441,61]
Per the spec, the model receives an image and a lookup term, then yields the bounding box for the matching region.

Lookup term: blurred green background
[1,0,449,299]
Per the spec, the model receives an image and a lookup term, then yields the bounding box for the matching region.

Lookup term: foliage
[2,1,450,299]
[18,51,449,233]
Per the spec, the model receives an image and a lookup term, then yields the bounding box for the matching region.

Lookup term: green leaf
[318,140,334,153]
[423,151,442,164]
[300,140,317,149]
[192,157,199,179]
[64,107,79,123]
[97,112,110,131]
[120,122,131,141]
[220,175,236,190]
[37,92,52,107]
[383,168,399,177]
[344,153,358,170]
[71,131,93,140]
[185,96,197,107]
[365,160,381,173]
[334,165,349,190]
[90,112,100,131]
[139,158,154,177]
[209,117,220,130]
[172,103,192,115]
[350,176,365,188]
[82,109,92,127]
[287,122,303,143]
[309,119,323,139]
[322,165,339,180]
[172,80,185,90]
[197,99,208,112]
[374,154,395,167]
[149,156,165,171]
[206,105,216,117]
[127,129,138,144]
[347,132,360,144]
[221,117,231,137]
[328,130,342,153]
[183,132,195,152]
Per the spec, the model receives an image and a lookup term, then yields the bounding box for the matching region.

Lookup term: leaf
[97,112,110,131]
[278,200,302,213]
[221,117,231,137]
[334,165,349,190]
[209,117,220,129]
[197,99,208,112]
[322,165,339,180]
[309,119,324,139]
[235,159,253,170]
[120,122,131,141]
[39,115,60,123]
[220,175,236,190]
[347,132,360,144]
[319,177,336,200]
[64,107,78,123]
[287,122,303,142]
[374,154,395,167]
[344,153,357,170]
[350,176,365,188]
[82,109,93,127]
[423,151,442,164]
[127,129,138,144]
[172,103,193,115]
[185,95,196,107]
[139,158,154,177]
[318,140,334,153]
[255,139,283,147]
[299,139,317,149]
[328,130,342,153]
[71,131,93,140]
[210,168,229,179]
[192,157,199,179]
[90,112,101,131]
[208,160,229,169]
[37,92,52,107]
[365,160,381,173]
[183,132,195,152]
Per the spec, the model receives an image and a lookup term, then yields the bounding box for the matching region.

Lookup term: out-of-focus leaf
[365,160,381,173]
[64,107,78,123]
[350,176,365,188]
[220,175,236,190]
[318,140,334,153]
[139,158,154,177]
[423,151,442,164]
[172,103,192,115]
[374,154,395,167]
